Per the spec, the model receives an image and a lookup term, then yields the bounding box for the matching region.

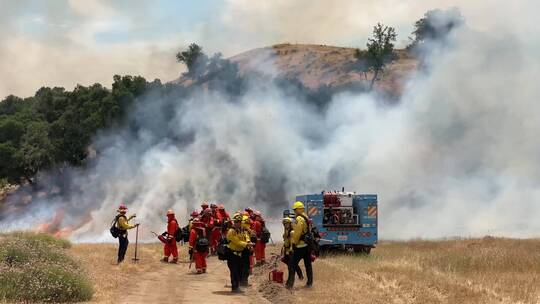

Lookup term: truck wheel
[319,245,331,256]
[353,246,371,255]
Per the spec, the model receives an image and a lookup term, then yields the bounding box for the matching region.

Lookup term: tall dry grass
[257,237,540,304]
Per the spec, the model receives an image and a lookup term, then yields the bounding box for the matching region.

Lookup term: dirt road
[71,243,271,304]
[120,257,267,304]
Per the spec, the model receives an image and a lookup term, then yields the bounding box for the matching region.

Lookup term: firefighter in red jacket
[252,211,266,265]
[242,214,255,275]
[218,204,230,236]
[201,208,214,233]
[245,207,254,220]
[201,201,209,213]
[210,203,222,255]
[162,209,179,263]
[189,219,209,274]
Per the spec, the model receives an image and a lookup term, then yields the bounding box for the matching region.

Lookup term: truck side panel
[295,193,378,248]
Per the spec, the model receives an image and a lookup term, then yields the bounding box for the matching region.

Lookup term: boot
[170,258,178,264]
[161,257,168,263]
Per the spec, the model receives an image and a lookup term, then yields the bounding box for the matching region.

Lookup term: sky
[0,0,532,98]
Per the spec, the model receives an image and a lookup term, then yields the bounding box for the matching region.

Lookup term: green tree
[176,43,208,77]
[0,143,24,184]
[20,121,54,183]
[408,8,464,50]
[357,23,397,90]
[0,118,25,145]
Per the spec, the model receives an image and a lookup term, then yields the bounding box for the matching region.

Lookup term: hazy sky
[0,0,531,98]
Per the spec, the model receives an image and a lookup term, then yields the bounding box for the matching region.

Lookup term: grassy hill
[231,44,417,94]
[175,43,418,97]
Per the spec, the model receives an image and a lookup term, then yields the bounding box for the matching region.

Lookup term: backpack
[298,215,319,252]
[217,236,229,261]
[172,220,182,242]
[181,225,190,243]
[109,215,126,238]
[195,229,209,253]
[261,226,271,244]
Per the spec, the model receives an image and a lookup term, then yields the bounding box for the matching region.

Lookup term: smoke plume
[2,7,540,241]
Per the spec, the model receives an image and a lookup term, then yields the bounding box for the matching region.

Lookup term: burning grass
[0,232,93,303]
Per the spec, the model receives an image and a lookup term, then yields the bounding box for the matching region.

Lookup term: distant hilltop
[177,43,418,96]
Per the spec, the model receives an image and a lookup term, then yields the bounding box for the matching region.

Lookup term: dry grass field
[256,237,540,304]
[67,237,540,304]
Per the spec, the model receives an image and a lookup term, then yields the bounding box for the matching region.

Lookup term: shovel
[132,224,140,263]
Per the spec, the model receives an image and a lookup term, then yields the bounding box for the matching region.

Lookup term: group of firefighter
[113,200,314,292]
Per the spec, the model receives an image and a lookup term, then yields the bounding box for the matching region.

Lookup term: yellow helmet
[233,213,243,222]
[293,201,305,210]
[282,217,292,225]
[242,215,250,223]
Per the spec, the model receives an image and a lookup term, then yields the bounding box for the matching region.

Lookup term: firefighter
[188,210,199,231]
[162,209,179,263]
[245,207,254,220]
[218,204,230,220]
[115,204,139,264]
[252,211,266,265]
[226,213,253,293]
[200,208,214,240]
[201,201,209,213]
[241,214,255,283]
[218,204,231,235]
[210,203,221,255]
[285,201,313,289]
[189,219,209,274]
[282,217,304,280]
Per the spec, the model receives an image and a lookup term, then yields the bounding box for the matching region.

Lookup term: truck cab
[284,191,378,254]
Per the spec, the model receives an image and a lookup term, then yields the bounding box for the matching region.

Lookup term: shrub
[0,232,93,302]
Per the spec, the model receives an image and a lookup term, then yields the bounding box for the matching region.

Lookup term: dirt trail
[120,256,268,304]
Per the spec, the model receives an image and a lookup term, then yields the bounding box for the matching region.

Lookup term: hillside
[179,43,418,95]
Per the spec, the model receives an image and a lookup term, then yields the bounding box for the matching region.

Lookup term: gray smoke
[2,7,540,241]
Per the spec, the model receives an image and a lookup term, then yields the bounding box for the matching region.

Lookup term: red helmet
[190,210,199,217]
[218,204,225,210]
[118,203,128,211]
[201,201,209,208]
[166,209,174,216]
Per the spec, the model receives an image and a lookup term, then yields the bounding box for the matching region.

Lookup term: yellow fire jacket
[291,213,308,248]
[227,228,250,252]
[282,228,294,254]
[117,214,136,235]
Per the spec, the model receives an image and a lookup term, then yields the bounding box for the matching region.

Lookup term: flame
[34,209,93,238]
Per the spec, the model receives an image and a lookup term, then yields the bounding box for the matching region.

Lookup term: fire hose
[150,231,169,243]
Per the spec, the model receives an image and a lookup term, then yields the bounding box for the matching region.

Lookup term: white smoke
[3,5,540,241]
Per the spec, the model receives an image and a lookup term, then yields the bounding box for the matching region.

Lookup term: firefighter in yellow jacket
[285,201,313,288]
[116,203,139,264]
[226,213,253,292]
[282,217,303,280]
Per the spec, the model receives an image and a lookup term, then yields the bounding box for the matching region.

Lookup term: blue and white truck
[284,190,378,254]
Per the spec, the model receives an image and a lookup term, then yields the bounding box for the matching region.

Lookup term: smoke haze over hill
[1,1,540,241]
